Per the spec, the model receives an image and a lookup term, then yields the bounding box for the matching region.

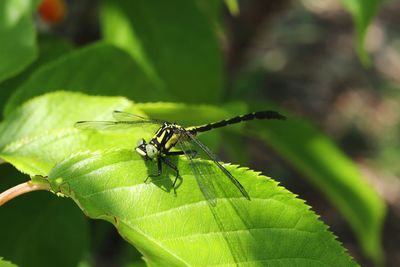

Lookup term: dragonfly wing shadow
[176,133,218,206]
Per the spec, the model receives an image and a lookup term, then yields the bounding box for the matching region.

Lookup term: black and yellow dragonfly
[75,110,286,205]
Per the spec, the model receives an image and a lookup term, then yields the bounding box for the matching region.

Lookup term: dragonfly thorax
[135,123,182,159]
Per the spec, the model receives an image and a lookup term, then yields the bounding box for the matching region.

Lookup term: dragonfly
[75,110,286,205]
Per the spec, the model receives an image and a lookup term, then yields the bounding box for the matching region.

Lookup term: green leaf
[0,164,89,267]
[339,0,382,64]
[4,42,172,116]
[0,91,153,175]
[100,0,224,103]
[252,113,385,264]
[0,0,40,82]
[47,149,356,266]
[0,92,356,265]
[138,101,385,263]
[0,258,18,267]
[0,36,74,116]
[224,0,240,16]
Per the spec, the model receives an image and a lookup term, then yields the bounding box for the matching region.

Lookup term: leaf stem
[0,181,51,206]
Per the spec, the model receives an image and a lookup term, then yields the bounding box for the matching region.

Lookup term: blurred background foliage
[1,0,400,266]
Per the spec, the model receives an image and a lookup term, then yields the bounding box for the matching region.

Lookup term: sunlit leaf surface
[0,91,149,175]
[47,149,356,266]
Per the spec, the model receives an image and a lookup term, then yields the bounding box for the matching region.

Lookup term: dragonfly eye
[136,138,146,147]
[135,139,148,157]
[146,144,158,158]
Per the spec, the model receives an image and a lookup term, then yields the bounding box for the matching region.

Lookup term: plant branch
[0,181,51,206]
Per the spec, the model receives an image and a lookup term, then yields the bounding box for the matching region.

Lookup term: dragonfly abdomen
[190,110,286,134]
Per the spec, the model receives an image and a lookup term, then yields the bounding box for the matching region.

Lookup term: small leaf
[0,258,18,267]
[339,0,382,65]
[100,0,224,103]
[0,36,73,116]
[47,149,357,266]
[224,0,239,16]
[0,0,40,82]
[4,42,171,116]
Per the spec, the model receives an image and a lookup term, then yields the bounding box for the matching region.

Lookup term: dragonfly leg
[161,157,180,193]
[165,150,184,156]
[144,157,162,183]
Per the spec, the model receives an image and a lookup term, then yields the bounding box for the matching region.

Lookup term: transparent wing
[181,130,250,201]
[176,132,218,206]
[177,131,254,261]
[113,110,164,124]
[74,111,164,130]
[74,120,160,131]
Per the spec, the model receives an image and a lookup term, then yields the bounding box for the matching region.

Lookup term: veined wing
[75,110,163,130]
[74,120,160,131]
[182,130,251,201]
[176,132,218,206]
[178,131,253,263]
[113,110,164,124]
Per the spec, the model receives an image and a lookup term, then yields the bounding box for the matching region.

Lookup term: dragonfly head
[136,139,159,159]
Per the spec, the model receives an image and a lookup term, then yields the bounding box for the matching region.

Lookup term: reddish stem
[0,181,51,206]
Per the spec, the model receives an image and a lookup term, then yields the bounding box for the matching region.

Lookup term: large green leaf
[100,0,224,103]
[0,93,385,265]
[252,113,385,264]
[0,92,356,265]
[339,0,382,64]
[4,42,172,116]
[0,0,40,82]
[0,164,89,267]
[46,149,356,266]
